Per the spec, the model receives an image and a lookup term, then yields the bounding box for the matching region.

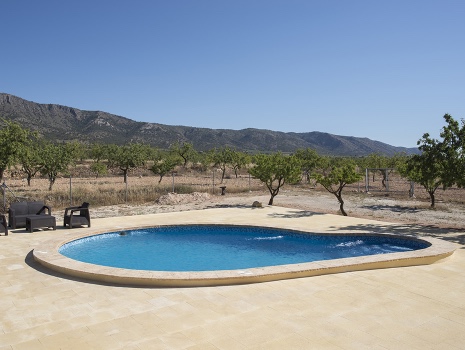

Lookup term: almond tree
[400,114,462,208]
[19,133,43,186]
[209,147,235,183]
[439,114,465,188]
[89,143,110,178]
[107,143,150,183]
[150,155,181,183]
[39,142,74,190]
[294,148,319,183]
[248,153,302,205]
[231,150,250,178]
[169,141,197,168]
[0,120,30,182]
[313,159,361,216]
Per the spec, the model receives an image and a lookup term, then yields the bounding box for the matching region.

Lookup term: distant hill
[0,93,418,156]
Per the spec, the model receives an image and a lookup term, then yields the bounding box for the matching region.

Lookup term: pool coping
[33,207,458,287]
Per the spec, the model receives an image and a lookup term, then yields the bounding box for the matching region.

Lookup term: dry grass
[2,167,464,214]
[1,169,265,212]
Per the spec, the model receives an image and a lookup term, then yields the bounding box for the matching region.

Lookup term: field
[1,166,265,211]
[2,166,465,232]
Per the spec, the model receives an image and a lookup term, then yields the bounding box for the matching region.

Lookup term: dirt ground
[91,187,465,237]
[6,168,463,238]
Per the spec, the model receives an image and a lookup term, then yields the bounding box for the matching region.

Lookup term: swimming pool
[33,207,457,287]
[59,225,431,271]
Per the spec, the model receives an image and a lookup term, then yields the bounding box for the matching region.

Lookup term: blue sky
[2,0,464,148]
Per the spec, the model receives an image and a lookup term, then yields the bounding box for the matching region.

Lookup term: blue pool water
[59,225,430,271]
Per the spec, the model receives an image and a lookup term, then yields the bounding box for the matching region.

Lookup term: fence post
[69,176,73,206]
[365,168,369,192]
[385,169,389,192]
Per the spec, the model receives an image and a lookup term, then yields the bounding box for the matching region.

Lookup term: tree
[90,162,108,178]
[248,153,302,205]
[398,114,465,207]
[400,153,443,208]
[0,120,30,182]
[294,148,319,183]
[209,147,235,183]
[169,141,197,167]
[66,140,88,162]
[438,114,465,187]
[89,143,111,178]
[313,159,362,216]
[150,156,181,183]
[19,133,43,186]
[231,151,250,178]
[90,143,109,163]
[39,142,74,190]
[399,115,460,208]
[107,143,150,183]
[361,153,383,181]
[191,151,210,172]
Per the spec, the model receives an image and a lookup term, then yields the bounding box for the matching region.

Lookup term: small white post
[365,168,369,192]
[212,171,215,194]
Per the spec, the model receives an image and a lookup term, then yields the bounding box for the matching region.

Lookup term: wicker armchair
[63,202,91,229]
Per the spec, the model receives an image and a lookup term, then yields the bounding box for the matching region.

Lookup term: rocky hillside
[0,93,418,156]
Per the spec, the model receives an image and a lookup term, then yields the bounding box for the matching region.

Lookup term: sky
[2,0,464,148]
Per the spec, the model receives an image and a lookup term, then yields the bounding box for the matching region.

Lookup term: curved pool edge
[33,225,458,288]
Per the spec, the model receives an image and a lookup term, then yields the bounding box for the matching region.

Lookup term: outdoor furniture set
[3,201,90,233]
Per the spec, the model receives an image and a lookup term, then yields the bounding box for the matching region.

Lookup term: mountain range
[0,93,418,156]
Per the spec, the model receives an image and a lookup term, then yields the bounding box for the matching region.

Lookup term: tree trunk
[221,168,226,183]
[48,175,56,191]
[336,192,347,216]
[27,175,32,186]
[268,187,280,205]
[123,169,128,183]
[429,191,435,208]
[0,168,4,183]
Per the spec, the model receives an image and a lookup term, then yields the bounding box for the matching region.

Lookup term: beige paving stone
[133,336,175,349]
[1,207,464,349]
[186,342,219,350]
[208,334,245,350]
[159,331,197,348]
[181,325,218,344]
[254,333,339,350]
[11,339,47,350]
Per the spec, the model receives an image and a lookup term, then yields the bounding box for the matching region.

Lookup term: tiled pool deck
[1,206,465,349]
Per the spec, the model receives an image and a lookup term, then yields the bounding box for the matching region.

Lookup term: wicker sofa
[8,201,52,229]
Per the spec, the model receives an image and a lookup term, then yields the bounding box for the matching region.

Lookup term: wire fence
[1,171,265,212]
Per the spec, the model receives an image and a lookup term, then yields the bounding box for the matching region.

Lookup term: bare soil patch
[91,187,465,234]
